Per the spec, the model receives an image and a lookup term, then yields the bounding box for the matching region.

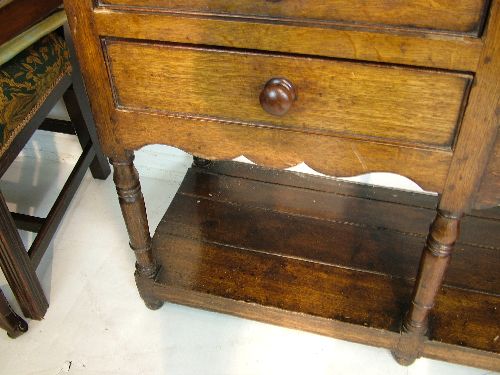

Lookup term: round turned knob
[259,78,297,116]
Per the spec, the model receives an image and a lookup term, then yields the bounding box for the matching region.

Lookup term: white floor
[0,130,495,375]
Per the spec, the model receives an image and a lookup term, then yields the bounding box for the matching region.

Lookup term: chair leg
[0,191,48,320]
[63,24,110,180]
[63,84,110,180]
[0,288,28,338]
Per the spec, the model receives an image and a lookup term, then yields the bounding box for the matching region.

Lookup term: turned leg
[110,151,163,310]
[0,288,28,338]
[392,210,461,365]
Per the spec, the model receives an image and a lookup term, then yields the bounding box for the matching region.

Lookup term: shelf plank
[150,162,500,370]
[155,235,412,333]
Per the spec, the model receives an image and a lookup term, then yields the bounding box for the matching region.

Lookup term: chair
[0,3,110,337]
[0,284,27,338]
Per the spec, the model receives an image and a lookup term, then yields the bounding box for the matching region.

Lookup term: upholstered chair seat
[0,32,70,156]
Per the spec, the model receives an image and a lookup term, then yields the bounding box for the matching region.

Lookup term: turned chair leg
[392,210,461,365]
[110,151,163,310]
[0,288,28,338]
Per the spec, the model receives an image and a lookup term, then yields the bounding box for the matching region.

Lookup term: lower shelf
[147,161,499,370]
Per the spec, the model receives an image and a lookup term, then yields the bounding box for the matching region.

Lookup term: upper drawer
[100,0,489,36]
[104,40,471,149]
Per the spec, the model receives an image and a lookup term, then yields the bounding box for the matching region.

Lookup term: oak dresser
[63,0,499,370]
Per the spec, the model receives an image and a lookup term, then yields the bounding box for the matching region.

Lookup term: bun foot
[391,322,424,367]
[144,298,164,310]
[391,348,417,366]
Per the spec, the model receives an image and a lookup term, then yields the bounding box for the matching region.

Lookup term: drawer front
[100,0,489,35]
[104,40,470,149]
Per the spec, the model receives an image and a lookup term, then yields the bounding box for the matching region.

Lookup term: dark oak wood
[28,142,96,268]
[11,213,44,233]
[39,118,76,135]
[147,163,499,371]
[197,160,440,209]
[0,288,28,338]
[0,0,61,45]
[0,192,48,320]
[259,78,297,117]
[175,167,499,294]
[100,0,489,36]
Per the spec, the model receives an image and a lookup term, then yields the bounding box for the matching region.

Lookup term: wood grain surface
[115,109,453,192]
[440,1,500,213]
[170,168,499,295]
[106,41,470,149]
[100,0,489,36]
[94,9,483,72]
[63,0,500,370]
[475,132,500,209]
[147,163,500,370]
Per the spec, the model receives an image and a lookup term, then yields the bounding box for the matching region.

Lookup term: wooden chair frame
[0,25,110,336]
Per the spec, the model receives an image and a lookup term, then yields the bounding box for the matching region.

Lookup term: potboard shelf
[144,162,499,370]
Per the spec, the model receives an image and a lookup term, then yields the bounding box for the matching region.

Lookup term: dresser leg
[392,210,460,365]
[110,151,163,310]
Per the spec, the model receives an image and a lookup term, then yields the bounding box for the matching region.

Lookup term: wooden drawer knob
[259,78,297,116]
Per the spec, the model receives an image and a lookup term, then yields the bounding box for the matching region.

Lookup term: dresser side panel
[474,131,500,209]
[440,0,500,213]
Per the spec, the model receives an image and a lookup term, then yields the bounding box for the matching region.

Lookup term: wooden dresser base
[137,161,500,371]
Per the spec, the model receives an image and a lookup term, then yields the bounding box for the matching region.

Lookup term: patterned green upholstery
[0,32,71,157]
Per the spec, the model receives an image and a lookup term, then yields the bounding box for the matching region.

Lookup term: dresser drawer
[100,0,489,36]
[105,40,470,149]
